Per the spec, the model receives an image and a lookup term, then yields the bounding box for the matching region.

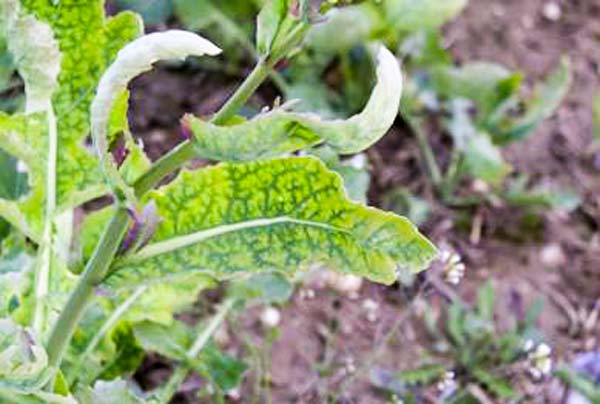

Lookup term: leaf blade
[107,157,436,288]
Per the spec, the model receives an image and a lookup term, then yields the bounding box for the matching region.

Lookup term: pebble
[260,306,281,328]
[542,2,561,21]
[539,243,566,267]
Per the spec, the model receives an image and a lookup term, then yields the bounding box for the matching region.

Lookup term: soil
[126,0,599,402]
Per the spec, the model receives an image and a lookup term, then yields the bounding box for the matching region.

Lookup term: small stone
[471,179,490,194]
[260,306,281,328]
[325,272,363,295]
[540,243,566,267]
[542,2,561,21]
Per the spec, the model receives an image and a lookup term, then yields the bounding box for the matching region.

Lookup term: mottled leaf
[106,157,436,288]
[256,0,288,56]
[0,318,51,393]
[91,29,221,202]
[188,46,402,160]
[20,0,143,211]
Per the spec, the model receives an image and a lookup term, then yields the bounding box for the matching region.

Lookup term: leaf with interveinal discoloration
[19,0,143,211]
[106,157,436,288]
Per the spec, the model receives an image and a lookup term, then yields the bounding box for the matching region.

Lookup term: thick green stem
[45,208,129,368]
[46,21,306,372]
[211,58,271,125]
[45,58,274,372]
[157,299,235,403]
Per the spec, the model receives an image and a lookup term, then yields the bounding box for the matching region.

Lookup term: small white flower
[439,250,466,285]
[527,342,553,379]
[260,306,281,328]
[362,298,379,322]
[437,371,457,392]
[325,271,363,295]
[542,2,561,21]
[522,338,535,353]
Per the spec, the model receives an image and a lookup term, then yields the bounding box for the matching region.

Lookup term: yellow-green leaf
[107,157,436,288]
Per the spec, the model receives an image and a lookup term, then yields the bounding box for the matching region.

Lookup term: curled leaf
[91,30,222,202]
[188,45,402,160]
[0,0,61,113]
[0,318,51,393]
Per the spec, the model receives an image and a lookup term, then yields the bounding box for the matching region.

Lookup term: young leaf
[256,0,288,56]
[0,1,143,241]
[106,157,436,288]
[472,367,517,399]
[383,0,468,32]
[91,29,221,202]
[187,46,402,160]
[476,281,495,322]
[0,318,52,393]
[76,379,146,404]
[493,57,571,143]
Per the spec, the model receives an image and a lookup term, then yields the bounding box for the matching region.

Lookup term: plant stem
[46,21,304,371]
[407,115,443,188]
[69,285,148,386]
[157,299,235,403]
[46,208,130,369]
[211,58,271,125]
[44,58,274,371]
[33,106,58,334]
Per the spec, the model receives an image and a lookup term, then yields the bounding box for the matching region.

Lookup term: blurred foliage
[372,282,546,401]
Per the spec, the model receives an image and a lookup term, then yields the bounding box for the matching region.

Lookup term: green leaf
[119,273,215,324]
[133,320,191,360]
[228,272,294,304]
[383,0,468,32]
[493,57,571,143]
[19,0,143,211]
[476,281,495,322]
[188,46,402,159]
[256,0,288,56]
[0,148,29,201]
[1,0,61,113]
[76,379,146,404]
[134,320,248,391]
[429,62,522,121]
[472,367,517,399]
[195,345,248,391]
[305,5,381,54]
[91,29,221,203]
[458,114,510,186]
[447,301,465,346]
[0,112,47,241]
[555,365,600,402]
[396,364,446,385]
[107,157,436,288]
[0,318,51,393]
[382,188,431,226]
[97,322,144,381]
[446,100,511,186]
